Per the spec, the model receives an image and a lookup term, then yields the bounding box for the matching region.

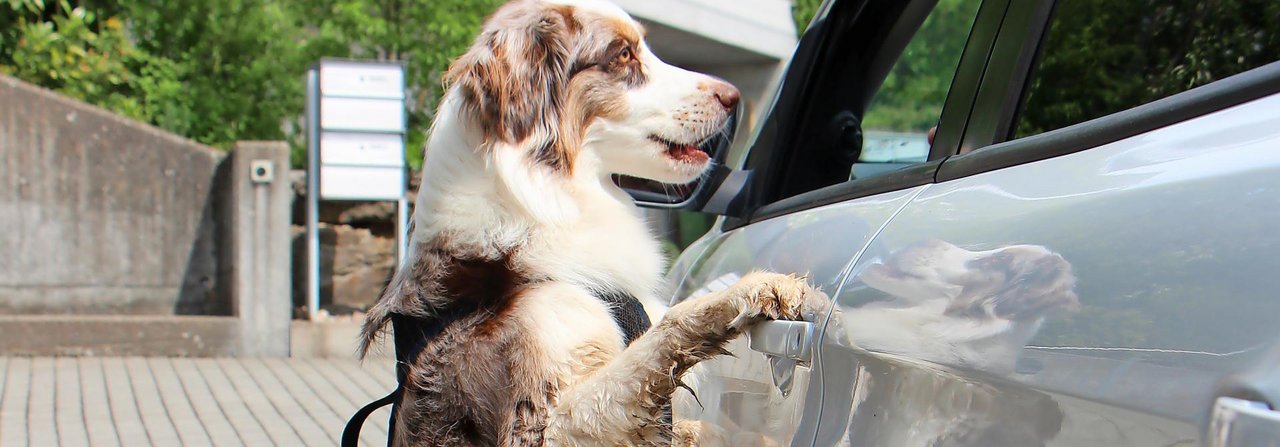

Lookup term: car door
[666,0,997,444]
[815,1,1280,445]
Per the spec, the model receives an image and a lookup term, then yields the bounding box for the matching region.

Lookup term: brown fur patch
[946,248,1078,320]
[609,17,642,49]
[445,0,576,171]
[362,239,556,446]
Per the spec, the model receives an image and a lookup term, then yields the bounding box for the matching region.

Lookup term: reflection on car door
[668,187,925,446]
[817,92,1280,446]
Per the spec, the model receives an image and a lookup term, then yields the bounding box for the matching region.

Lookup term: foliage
[2,0,191,129]
[863,0,980,133]
[1015,0,1280,137]
[791,0,822,35]
[119,0,309,149]
[0,0,506,170]
[292,0,504,168]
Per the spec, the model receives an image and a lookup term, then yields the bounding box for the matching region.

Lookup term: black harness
[341,290,651,446]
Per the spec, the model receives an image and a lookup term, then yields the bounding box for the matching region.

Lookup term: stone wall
[0,75,226,315]
[290,223,396,314]
[287,170,408,315]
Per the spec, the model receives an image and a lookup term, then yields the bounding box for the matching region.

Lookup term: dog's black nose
[711,82,740,110]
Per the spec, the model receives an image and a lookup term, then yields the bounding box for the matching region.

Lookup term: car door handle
[1210,396,1280,447]
[748,320,815,363]
[748,320,816,396]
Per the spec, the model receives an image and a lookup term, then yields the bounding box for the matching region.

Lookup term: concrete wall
[221,142,293,356]
[617,0,796,63]
[0,75,225,315]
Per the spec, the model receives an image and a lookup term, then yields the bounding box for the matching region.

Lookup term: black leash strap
[341,388,398,447]
[341,313,427,447]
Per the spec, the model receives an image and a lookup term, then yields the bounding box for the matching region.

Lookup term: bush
[3,0,192,129]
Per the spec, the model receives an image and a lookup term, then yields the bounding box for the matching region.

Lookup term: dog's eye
[617,47,634,64]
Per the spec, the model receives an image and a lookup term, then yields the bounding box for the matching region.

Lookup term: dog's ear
[446,1,578,172]
[946,250,1079,321]
[989,253,1079,320]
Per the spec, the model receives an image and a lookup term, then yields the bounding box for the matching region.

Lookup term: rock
[291,223,397,314]
[289,169,420,237]
[336,202,396,226]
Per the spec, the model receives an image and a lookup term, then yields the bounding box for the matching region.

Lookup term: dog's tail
[357,264,411,360]
[358,219,429,360]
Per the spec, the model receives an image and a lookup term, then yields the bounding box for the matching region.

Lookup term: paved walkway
[0,357,397,446]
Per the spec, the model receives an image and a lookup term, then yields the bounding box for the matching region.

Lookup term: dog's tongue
[674,144,709,162]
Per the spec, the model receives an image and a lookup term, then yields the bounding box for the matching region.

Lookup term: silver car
[622,0,1280,445]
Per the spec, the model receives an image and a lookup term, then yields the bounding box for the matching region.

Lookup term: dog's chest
[528,211,666,301]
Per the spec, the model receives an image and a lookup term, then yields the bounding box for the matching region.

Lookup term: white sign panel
[320,131,404,168]
[307,61,411,321]
[320,96,405,132]
[319,61,404,99]
[320,165,405,201]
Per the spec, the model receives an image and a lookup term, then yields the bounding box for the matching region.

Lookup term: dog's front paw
[672,419,729,447]
[726,272,824,330]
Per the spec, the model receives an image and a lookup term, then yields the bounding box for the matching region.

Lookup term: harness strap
[342,312,435,447]
[341,388,398,447]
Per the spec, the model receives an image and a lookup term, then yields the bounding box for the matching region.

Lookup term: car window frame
[954,0,1055,154]
[726,0,1010,229]
[939,0,1280,182]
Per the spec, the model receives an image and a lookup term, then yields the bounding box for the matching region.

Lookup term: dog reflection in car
[850,239,1080,372]
[355,0,827,446]
[673,240,1079,446]
[823,240,1080,447]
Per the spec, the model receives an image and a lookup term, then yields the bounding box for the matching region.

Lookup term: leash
[341,312,435,447]
[341,389,398,447]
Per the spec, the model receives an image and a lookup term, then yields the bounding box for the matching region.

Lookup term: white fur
[412,0,734,319]
[391,1,787,444]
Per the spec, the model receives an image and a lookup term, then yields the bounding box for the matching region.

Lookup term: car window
[1012,0,1280,139]
[852,0,983,180]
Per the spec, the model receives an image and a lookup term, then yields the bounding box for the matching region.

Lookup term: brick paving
[0,357,397,446]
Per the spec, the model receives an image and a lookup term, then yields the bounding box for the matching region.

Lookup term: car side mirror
[620,104,752,216]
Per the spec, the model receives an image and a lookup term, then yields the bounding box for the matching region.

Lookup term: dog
[849,239,1079,373]
[356,1,826,445]
[793,240,1079,447]
[665,238,1078,446]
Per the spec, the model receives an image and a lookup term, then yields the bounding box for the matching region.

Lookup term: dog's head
[862,240,1080,322]
[946,244,1079,321]
[445,0,739,190]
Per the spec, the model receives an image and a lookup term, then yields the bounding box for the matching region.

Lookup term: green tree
[121,0,309,148]
[2,0,507,171]
[791,0,822,35]
[2,0,190,129]
[1016,0,1280,137]
[294,0,504,168]
[864,0,979,132]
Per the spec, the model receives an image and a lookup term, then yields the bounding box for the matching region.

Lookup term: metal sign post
[305,59,408,320]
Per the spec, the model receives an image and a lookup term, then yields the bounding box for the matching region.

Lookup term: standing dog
[357,0,825,445]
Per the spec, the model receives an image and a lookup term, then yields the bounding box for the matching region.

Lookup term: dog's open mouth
[650,136,710,164]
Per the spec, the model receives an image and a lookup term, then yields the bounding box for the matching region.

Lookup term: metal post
[397,63,410,270]
[397,196,409,267]
[305,68,322,320]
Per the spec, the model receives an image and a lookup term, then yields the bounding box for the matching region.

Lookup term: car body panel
[815,92,1280,446]
[668,186,927,446]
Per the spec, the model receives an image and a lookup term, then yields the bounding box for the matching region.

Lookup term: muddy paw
[727,272,824,330]
[672,419,729,447]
